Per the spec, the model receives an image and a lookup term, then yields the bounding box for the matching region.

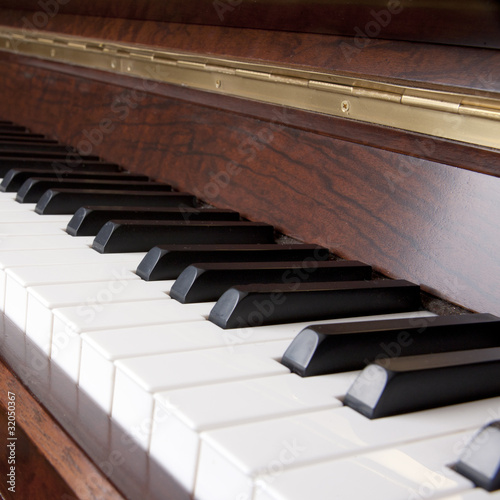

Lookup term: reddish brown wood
[0,55,498,315]
[0,401,75,499]
[1,10,500,96]
[1,51,499,179]
[1,0,500,49]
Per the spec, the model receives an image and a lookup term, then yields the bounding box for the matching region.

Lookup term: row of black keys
[1,124,499,491]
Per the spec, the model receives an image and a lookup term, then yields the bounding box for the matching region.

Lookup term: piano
[1,1,500,499]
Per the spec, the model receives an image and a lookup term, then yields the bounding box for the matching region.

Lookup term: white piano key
[51,299,205,381]
[0,248,109,270]
[0,192,16,199]
[0,234,94,250]
[0,210,71,223]
[194,397,500,500]
[439,491,500,500]
[0,221,68,235]
[253,432,475,500]
[149,372,353,493]
[0,201,36,211]
[79,311,433,415]
[0,271,4,310]
[112,341,290,449]
[80,319,304,414]
[25,279,173,355]
[3,254,143,328]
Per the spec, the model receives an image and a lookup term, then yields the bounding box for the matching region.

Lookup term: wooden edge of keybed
[0,314,189,500]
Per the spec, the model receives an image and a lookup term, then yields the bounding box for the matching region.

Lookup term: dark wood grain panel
[1,51,500,179]
[0,56,498,314]
[2,0,500,49]
[1,10,500,96]
[0,401,75,499]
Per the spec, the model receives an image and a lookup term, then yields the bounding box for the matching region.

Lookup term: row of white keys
[0,189,160,326]
[149,368,357,492]
[50,299,211,381]
[0,197,193,368]
[253,431,482,500]
[81,310,433,406]
[0,194,70,232]
[5,189,494,500]
[75,311,432,490]
[2,253,147,327]
[197,397,500,500]
[79,317,362,415]
[27,278,177,355]
[1,196,456,500]
[0,209,70,223]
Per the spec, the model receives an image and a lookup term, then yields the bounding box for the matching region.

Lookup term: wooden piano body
[0,1,499,498]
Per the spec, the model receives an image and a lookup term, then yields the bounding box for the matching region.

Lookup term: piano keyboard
[1,124,500,500]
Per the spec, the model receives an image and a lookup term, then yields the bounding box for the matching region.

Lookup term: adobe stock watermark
[73,79,159,158]
[348,314,440,391]
[222,246,331,351]
[76,269,131,325]
[407,406,500,500]
[52,74,159,178]
[6,0,72,54]
[191,108,290,205]
[213,0,243,22]
[340,0,407,62]
[22,0,70,31]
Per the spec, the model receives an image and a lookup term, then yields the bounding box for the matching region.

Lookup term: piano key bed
[1,124,499,500]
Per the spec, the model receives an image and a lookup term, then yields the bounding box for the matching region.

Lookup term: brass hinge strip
[1,28,499,150]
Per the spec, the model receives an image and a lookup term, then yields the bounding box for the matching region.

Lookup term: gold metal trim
[1,27,499,150]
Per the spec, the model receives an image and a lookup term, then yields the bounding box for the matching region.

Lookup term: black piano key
[454,420,500,491]
[0,125,27,132]
[208,279,421,329]
[136,244,330,281]
[16,178,172,203]
[170,260,372,303]
[0,150,100,160]
[344,347,500,419]
[0,134,56,145]
[281,313,500,377]
[35,189,197,215]
[92,220,276,253]
[0,159,121,176]
[0,141,71,152]
[0,139,55,146]
[0,133,45,140]
[67,206,241,236]
[0,138,59,146]
[1,169,149,193]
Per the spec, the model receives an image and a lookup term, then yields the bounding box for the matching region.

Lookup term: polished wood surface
[0,48,498,315]
[1,9,500,97]
[0,402,76,499]
[2,0,500,48]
